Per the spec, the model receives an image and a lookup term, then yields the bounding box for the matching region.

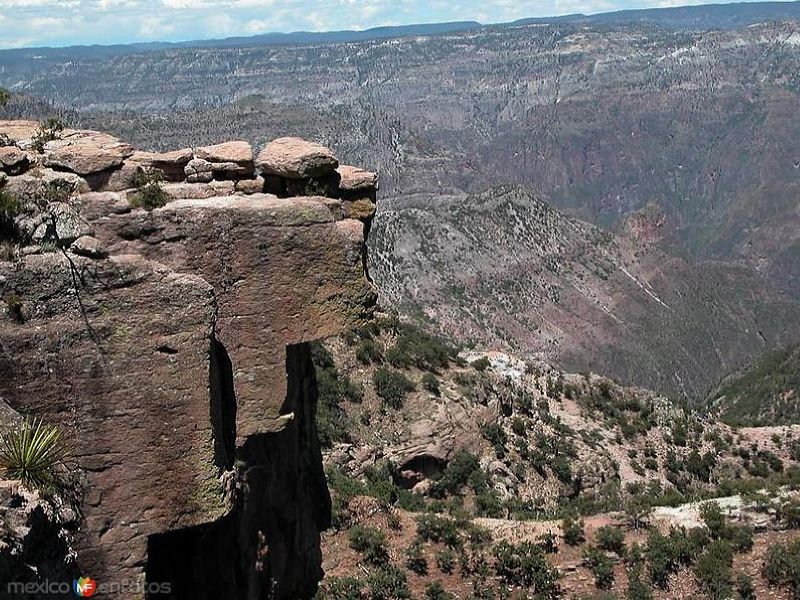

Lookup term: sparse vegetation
[129,167,168,211]
[31,117,65,153]
[348,525,390,565]
[0,417,67,492]
[373,367,415,409]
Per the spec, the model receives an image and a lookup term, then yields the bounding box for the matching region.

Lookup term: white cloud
[138,15,175,37]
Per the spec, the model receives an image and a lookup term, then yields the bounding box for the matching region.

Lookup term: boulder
[185,158,214,183]
[3,168,89,200]
[43,130,134,176]
[70,235,108,259]
[22,202,92,247]
[235,176,265,195]
[195,141,253,165]
[256,137,338,179]
[337,165,378,192]
[161,180,235,200]
[0,146,30,174]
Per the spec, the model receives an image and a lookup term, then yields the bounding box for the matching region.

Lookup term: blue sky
[0,0,764,49]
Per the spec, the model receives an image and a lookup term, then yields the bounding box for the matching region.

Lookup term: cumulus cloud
[0,0,756,49]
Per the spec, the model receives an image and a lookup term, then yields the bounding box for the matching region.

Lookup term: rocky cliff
[0,119,378,598]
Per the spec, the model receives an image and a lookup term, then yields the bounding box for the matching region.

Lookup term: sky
[0,0,763,49]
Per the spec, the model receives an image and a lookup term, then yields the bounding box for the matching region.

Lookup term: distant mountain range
[1,1,799,59]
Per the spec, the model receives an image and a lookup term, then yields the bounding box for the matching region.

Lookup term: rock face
[43,130,134,175]
[0,121,379,599]
[257,137,339,179]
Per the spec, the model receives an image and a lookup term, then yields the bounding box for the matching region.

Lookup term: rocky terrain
[310,319,800,599]
[2,8,799,402]
[371,186,800,401]
[709,342,800,427]
[0,118,378,598]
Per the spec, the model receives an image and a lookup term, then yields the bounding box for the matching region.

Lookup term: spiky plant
[0,417,66,492]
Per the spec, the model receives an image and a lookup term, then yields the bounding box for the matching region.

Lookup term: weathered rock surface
[257,137,339,179]
[0,121,380,600]
[0,253,221,589]
[0,146,30,174]
[43,130,134,176]
[337,165,378,192]
[70,235,108,258]
[184,157,214,183]
[195,140,253,165]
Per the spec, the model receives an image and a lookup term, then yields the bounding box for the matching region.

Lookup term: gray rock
[70,235,108,259]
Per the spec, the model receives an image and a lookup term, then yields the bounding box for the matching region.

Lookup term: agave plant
[0,417,66,491]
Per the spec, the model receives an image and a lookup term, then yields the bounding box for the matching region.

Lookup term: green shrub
[471,357,491,372]
[492,541,561,595]
[595,526,626,556]
[385,323,456,372]
[582,546,615,589]
[348,525,389,565]
[0,88,9,106]
[693,540,733,600]
[562,516,586,546]
[0,417,66,492]
[424,581,454,600]
[405,541,427,574]
[32,118,65,153]
[777,497,800,529]
[365,565,411,600]
[537,531,559,553]
[0,189,21,242]
[429,451,481,498]
[3,293,23,323]
[624,495,653,530]
[130,168,168,211]
[312,343,360,448]
[735,572,756,600]
[317,576,363,600]
[422,372,440,395]
[763,540,800,597]
[356,338,383,365]
[415,514,462,548]
[436,548,456,574]
[373,368,414,409]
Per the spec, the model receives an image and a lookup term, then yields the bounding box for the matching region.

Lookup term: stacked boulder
[0,120,378,257]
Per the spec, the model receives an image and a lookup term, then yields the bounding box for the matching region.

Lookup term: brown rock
[0,120,40,145]
[43,130,134,176]
[162,180,235,200]
[235,176,265,195]
[256,137,338,179]
[0,253,220,593]
[337,165,378,192]
[195,141,253,165]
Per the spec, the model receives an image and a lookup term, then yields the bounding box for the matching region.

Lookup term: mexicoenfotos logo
[73,577,97,597]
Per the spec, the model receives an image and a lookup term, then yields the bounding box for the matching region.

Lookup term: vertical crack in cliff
[144,342,329,600]
[210,337,237,471]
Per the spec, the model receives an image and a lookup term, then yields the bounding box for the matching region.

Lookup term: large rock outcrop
[0,120,379,599]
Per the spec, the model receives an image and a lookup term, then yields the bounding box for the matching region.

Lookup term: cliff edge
[0,120,378,599]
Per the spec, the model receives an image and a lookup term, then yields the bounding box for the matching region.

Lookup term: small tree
[625,495,654,530]
[596,525,626,556]
[562,516,586,546]
[0,88,10,107]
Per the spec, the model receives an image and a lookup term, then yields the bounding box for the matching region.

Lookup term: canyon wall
[0,120,378,598]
